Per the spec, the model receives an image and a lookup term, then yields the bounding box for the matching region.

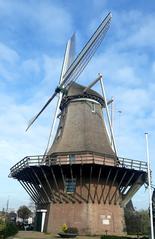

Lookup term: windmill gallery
[9,13,147,235]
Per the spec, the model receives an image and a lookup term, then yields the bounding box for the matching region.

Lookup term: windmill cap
[60,82,105,110]
[67,82,103,98]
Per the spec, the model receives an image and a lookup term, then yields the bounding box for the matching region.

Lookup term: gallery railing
[10,152,148,176]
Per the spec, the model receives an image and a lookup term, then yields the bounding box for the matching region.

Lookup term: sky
[0,0,155,211]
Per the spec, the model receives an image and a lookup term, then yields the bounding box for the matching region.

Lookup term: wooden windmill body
[10,13,147,235]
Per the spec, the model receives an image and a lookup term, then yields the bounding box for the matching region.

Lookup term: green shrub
[101,236,148,239]
[0,220,5,238]
[0,222,18,238]
[101,236,128,239]
[66,227,78,234]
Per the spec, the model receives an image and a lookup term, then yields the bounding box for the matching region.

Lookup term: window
[69,154,75,163]
[65,179,76,194]
[92,103,96,113]
[57,126,62,138]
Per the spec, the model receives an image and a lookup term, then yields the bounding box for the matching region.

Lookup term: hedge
[101,235,149,239]
[0,222,18,238]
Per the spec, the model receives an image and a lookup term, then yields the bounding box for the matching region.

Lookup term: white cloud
[0,42,19,64]
[33,4,72,43]
[118,88,150,114]
[21,59,40,75]
[152,62,155,73]
[0,1,73,46]
[42,55,62,86]
[115,66,140,86]
[92,0,107,9]
[0,42,20,81]
[126,15,155,48]
[111,10,155,50]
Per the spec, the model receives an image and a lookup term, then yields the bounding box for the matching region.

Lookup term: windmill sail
[61,12,112,87]
[43,34,76,154]
[26,12,112,131]
[59,33,76,84]
[26,34,76,131]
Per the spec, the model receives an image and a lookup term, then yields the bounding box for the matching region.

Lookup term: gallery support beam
[110,171,127,204]
[22,170,45,203]
[50,167,63,203]
[25,170,47,203]
[31,168,51,203]
[19,180,38,203]
[121,174,144,207]
[99,168,112,203]
[104,169,119,204]
[41,167,56,202]
[93,166,102,202]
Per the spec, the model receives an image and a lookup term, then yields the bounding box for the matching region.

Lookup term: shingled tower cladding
[10,82,147,235]
[48,83,114,156]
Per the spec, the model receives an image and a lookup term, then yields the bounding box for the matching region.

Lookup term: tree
[17,206,31,222]
[124,208,149,235]
[28,198,36,213]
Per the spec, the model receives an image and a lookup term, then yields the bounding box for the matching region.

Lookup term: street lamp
[145,133,154,239]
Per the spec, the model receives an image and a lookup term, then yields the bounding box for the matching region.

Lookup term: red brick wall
[45,202,126,235]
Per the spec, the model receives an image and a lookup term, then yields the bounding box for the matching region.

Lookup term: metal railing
[10,153,148,176]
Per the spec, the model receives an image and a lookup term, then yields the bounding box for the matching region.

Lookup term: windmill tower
[10,13,147,235]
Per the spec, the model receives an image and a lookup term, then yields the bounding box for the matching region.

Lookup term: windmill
[10,12,147,235]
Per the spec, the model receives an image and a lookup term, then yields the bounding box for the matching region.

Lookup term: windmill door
[35,212,42,232]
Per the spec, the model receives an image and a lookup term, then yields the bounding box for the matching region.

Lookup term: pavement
[9,231,101,239]
[9,231,54,239]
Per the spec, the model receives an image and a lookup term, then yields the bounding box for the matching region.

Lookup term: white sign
[102,219,110,225]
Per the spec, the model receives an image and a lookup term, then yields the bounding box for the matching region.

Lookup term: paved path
[12,231,53,239]
[11,231,100,239]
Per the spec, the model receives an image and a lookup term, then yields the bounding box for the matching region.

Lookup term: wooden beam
[41,167,56,202]
[121,173,135,194]
[69,163,77,196]
[23,170,46,203]
[87,165,93,202]
[27,171,48,203]
[109,171,127,204]
[19,180,38,203]
[54,192,68,203]
[67,192,81,203]
[121,174,144,207]
[63,165,79,203]
[60,191,73,203]
[80,165,83,197]
[93,166,102,202]
[70,164,74,181]
[104,169,119,204]
[116,172,135,203]
[50,167,63,203]
[31,168,51,203]
[99,168,112,203]
[60,166,66,189]
[25,181,41,203]
[74,192,88,203]
[60,167,73,203]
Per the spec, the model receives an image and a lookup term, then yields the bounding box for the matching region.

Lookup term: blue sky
[0,0,155,211]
